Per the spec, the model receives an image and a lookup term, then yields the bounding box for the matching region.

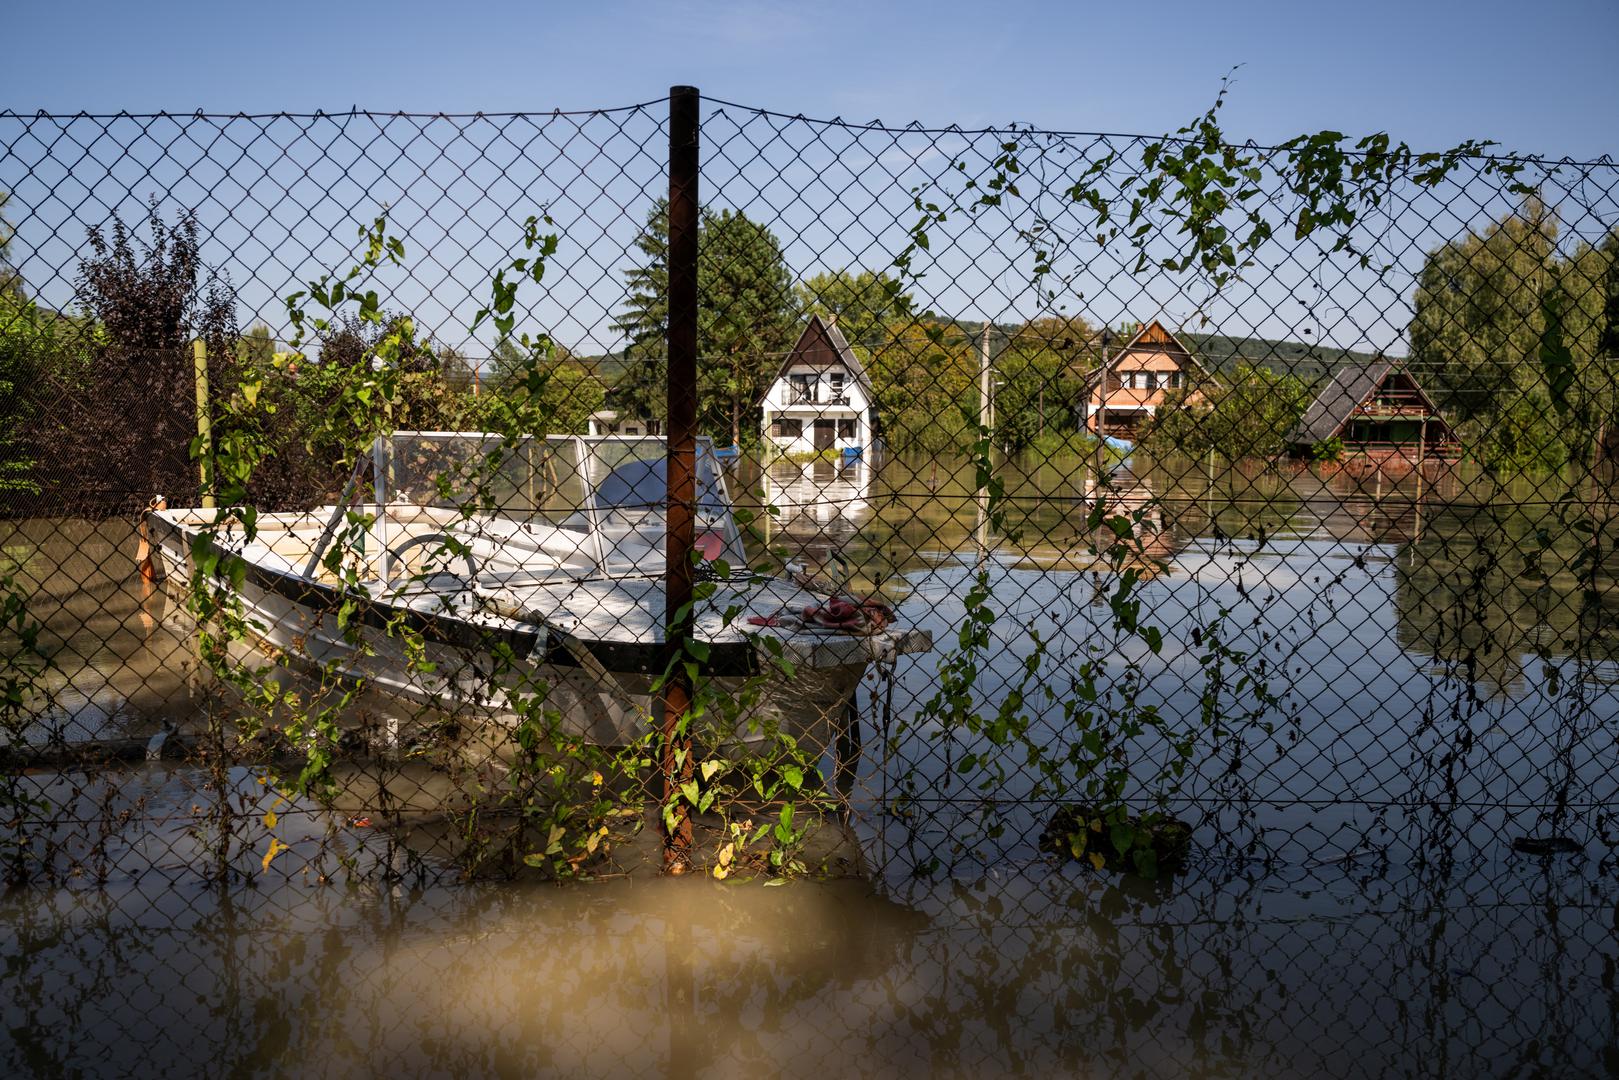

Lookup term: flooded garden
[3,95,1619,1077]
[3,449,1617,1076]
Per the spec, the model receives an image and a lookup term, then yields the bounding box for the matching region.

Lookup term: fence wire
[0,93,1617,1072]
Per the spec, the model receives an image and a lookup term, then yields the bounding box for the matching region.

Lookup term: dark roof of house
[764,315,874,400]
[1287,361,1398,446]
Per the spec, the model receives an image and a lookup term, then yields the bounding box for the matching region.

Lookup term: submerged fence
[1,89,1617,891]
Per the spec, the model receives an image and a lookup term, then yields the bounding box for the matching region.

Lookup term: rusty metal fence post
[662,84,700,873]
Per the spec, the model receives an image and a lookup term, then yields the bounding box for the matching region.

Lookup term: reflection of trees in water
[1394,504,1619,696]
[1390,496,1619,861]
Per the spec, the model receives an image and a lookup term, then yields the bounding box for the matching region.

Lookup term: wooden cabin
[1286,361,1458,460]
[759,315,876,456]
[1085,320,1209,439]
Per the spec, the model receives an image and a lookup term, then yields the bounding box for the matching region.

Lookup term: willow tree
[1410,196,1558,427]
[1411,199,1619,468]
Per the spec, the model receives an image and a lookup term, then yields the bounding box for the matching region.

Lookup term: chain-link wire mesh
[1,93,1617,1073]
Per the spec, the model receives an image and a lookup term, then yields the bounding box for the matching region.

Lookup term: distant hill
[562,321,1384,391]
[1182,332,1384,388]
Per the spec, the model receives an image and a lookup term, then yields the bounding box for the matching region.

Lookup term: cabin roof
[1080,318,1212,387]
[763,314,874,401]
[1114,318,1202,367]
[1285,361,1452,446]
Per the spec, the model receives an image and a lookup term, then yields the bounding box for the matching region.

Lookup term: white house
[759,315,876,457]
[586,409,656,437]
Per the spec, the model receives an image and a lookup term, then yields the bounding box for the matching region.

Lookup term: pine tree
[611,201,800,444]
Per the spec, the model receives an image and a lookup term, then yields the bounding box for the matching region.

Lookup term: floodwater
[752,451,1619,870]
[3,450,1618,1076]
[2,842,1614,1077]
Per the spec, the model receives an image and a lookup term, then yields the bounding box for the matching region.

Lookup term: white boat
[143,432,930,753]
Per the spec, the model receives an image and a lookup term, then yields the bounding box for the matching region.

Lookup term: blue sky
[4,0,1616,356]
[5,0,1617,158]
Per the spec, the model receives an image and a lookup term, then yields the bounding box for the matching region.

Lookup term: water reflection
[5,453,1617,872]
[733,451,1619,870]
[5,458,1618,1075]
[0,853,1610,1077]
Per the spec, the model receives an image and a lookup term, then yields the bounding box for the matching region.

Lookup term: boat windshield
[373,432,744,580]
[594,456,730,514]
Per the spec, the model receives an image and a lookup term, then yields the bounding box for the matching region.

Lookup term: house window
[1168,371,1183,389]
[789,374,815,404]
[837,418,856,440]
[773,418,803,437]
[1145,371,1158,391]
[829,371,846,403]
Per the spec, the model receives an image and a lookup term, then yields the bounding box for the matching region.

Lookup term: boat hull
[147,513,891,756]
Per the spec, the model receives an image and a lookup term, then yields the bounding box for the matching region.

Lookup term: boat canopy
[302,432,746,584]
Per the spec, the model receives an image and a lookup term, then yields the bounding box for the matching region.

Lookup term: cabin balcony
[772,401,860,417]
[1351,405,1433,420]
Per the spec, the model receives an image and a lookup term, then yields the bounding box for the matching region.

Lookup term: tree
[486,333,530,391]
[610,202,672,428]
[437,342,478,394]
[237,323,275,366]
[0,188,21,299]
[612,201,801,444]
[1410,200,1619,469]
[865,320,977,454]
[1410,197,1557,426]
[990,317,1098,454]
[316,310,435,372]
[794,269,914,353]
[698,208,800,445]
[1556,229,1619,459]
[1144,362,1312,459]
[71,200,238,508]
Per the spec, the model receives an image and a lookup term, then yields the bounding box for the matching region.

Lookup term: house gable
[1287,362,1456,450]
[761,314,874,403]
[1108,319,1209,380]
[1089,319,1213,410]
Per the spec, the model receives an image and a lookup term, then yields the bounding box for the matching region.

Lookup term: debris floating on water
[1510,836,1581,856]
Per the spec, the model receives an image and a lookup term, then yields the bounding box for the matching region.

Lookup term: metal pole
[662,84,700,873]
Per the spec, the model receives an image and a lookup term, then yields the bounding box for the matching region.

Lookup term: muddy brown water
[3,452,1617,1075]
[0,849,1611,1077]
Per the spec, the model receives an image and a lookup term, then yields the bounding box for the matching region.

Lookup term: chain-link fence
[1,90,1617,1068]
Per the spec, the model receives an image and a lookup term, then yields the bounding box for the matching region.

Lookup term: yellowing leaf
[261,838,289,873]
[1088,851,1107,871]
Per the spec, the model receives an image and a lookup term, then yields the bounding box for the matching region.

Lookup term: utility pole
[1093,327,1113,508]
[975,322,992,567]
